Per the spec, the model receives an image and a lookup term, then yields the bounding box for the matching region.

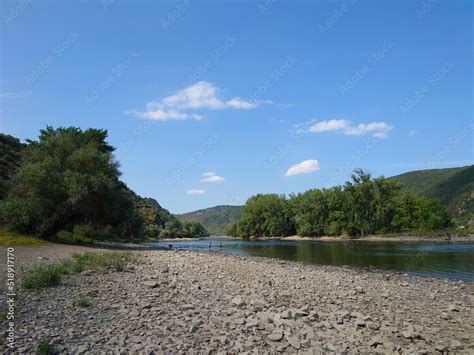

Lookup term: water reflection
[147,238,474,281]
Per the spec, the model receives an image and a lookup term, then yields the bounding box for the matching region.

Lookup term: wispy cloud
[285,159,320,176]
[133,81,269,121]
[307,119,393,138]
[201,171,225,184]
[186,188,206,195]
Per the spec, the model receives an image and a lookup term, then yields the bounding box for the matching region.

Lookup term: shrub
[36,339,51,355]
[53,230,93,245]
[76,298,91,308]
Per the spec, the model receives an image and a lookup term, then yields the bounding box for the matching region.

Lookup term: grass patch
[36,339,51,355]
[0,230,49,247]
[0,311,7,321]
[22,252,134,290]
[76,298,91,308]
[22,263,70,290]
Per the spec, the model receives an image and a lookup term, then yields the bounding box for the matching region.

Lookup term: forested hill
[389,165,474,224]
[175,205,243,235]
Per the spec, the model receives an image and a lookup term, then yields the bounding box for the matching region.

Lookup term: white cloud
[308,119,350,133]
[186,189,206,195]
[285,159,320,176]
[307,119,393,138]
[201,171,225,184]
[202,171,216,177]
[133,81,269,121]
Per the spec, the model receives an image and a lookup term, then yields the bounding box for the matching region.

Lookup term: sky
[1,0,472,213]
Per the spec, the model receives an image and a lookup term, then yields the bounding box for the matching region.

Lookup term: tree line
[0,127,208,242]
[228,169,452,238]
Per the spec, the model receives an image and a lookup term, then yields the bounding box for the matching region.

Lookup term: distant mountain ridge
[175,205,243,235]
[389,165,474,225]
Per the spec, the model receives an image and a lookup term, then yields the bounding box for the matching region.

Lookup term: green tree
[290,189,330,236]
[0,126,143,240]
[229,194,294,238]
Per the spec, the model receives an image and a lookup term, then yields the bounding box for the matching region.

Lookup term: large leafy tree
[0,126,143,240]
[229,194,295,238]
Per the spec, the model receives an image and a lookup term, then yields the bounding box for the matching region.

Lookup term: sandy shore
[1,244,473,353]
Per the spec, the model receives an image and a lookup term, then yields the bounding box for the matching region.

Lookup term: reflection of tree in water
[237,241,474,279]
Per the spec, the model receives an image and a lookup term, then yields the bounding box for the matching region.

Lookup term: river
[147,236,474,281]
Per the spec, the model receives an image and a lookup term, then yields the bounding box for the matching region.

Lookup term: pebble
[7,248,473,354]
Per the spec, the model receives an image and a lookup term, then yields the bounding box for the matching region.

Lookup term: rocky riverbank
[3,247,474,353]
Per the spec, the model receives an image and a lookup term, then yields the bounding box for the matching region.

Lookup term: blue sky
[1,0,472,213]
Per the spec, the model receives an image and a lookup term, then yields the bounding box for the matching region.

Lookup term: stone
[182,304,194,310]
[369,335,383,347]
[251,299,265,311]
[267,330,284,341]
[160,265,169,273]
[246,319,258,328]
[232,296,245,306]
[449,339,462,350]
[143,281,158,289]
[189,323,199,333]
[448,304,459,312]
[281,310,292,319]
[77,344,89,354]
[435,344,448,353]
[402,324,415,339]
[287,336,301,350]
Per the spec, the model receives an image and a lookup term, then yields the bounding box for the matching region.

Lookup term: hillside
[175,205,243,235]
[389,165,474,225]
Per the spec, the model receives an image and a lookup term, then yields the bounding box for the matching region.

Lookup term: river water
[147,237,474,281]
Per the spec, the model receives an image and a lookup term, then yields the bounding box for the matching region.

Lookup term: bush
[76,298,91,308]
[36,339,51,355]
[53,230,93,245]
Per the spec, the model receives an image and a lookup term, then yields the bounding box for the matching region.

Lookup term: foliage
[22,252,133,290]
[76,298,91,308]
[0,134,26,200]
[229,169,453,238]
[36,339,51,355]
[52,230,94,245]
[175,205,243,235]
[0,127,144,241]
[128,190,208,238]
[228,194,295,238]
[389,165,473,224]
[22,263,69,289]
